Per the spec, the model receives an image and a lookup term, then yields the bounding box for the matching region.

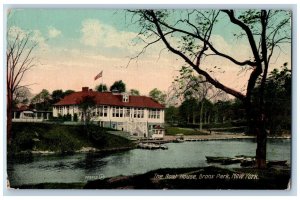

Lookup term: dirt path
[164,134,255,141]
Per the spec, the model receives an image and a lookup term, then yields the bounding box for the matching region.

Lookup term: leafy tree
[110,80,126,93]
[253,65,291,135]
[77,95,97,126]
[51,89,64,104]
[129,89,140,96]
[131,9,291,168]
[64,90,75,96]
[165,106,179,125]
[31,89,51,110]
[96,84,108,92]
[13,86,32,108]
[179,98,198,124]
[149,88,167,105]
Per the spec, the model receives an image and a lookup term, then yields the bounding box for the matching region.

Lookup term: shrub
[73,113,78,122]
[11,130,36,152]
[40,126,81,152]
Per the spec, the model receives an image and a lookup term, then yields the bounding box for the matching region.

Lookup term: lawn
[165,126,210,136]
[9,122,134,154]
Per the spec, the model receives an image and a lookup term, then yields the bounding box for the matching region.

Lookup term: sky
[6,9,292,98]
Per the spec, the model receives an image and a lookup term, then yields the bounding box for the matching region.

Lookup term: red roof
[54,90,164,109]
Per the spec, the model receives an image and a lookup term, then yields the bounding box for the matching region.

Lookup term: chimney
[111,88,119,95]
[82,87,89,92]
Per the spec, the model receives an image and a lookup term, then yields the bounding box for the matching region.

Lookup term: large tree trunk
[192,112,196,124]
[7,91,13,145]
[245,101,267,168]
[256,118,267,168]
[199,101,204,130]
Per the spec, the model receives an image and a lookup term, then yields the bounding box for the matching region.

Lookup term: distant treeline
[165,67,291,136]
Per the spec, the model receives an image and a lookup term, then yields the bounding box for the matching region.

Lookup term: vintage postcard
[6,8,292,190]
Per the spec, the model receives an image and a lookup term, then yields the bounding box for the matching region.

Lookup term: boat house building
[53,87,165,138]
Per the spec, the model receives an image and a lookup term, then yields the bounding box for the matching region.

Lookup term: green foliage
[253,65,291,135]
[51,89,64,104]
[149,88,166,104]
[129,89,140,96]
[41,127,81,152]
[165,106,179,125]
[77,95,97,124]
[50,89,75,104]
[73,113,78,122]
[31,89,51,111]
[110,80,126,93]
[10,130,36,152]
[9,123,134,154]
[64,90,75,96]
[165,126,209,136]
[96,84,108,92]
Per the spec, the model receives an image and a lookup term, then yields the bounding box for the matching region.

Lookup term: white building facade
[53,87,165,138]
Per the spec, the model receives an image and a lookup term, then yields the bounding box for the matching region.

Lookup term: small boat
[240,159,256,167]
[267,160,287,166]
[205,156,231,163]
[206,156,246,165]
[137,143,168,150]
[173,138,184,143]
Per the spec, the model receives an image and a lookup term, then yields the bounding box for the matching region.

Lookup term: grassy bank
[165,126,211,136]
[84,166,290,189]
[9,122,135,155]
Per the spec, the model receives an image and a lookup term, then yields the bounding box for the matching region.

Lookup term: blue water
[7,139,291,185]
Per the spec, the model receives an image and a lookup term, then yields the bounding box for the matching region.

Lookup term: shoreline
[12,134,290,155]
[13,146,135,156]
[141,133,291,144]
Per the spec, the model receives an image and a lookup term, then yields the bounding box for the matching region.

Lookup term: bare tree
[7,30,37,143]
[129,9,291,168]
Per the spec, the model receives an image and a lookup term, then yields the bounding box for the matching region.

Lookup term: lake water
[7,139,291,186]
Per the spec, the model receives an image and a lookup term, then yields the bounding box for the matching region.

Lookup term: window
[125,108,130,117]
[103,106,108,117]
[148,109,160,119]
[132,108,144,118]
[134,108,137,118]
[116,106,119,117]
[58,107,63,114]
[123,94,129,102]
[112,106,123,118]
[120,107,123,117]
[112,107,116,117]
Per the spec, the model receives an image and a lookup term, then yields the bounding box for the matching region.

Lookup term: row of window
[56,106,161,119]
[148,109,160,119]
[112,107,145,118]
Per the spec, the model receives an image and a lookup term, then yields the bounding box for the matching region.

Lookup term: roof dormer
[122,93,129,103]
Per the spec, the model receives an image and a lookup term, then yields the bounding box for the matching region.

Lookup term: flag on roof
[94,71,103,80]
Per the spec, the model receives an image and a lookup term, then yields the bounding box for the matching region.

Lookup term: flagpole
[102,75,103,92]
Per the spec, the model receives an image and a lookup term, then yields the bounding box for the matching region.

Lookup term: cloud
[7,25,27,41]
[7,26,48,50]
[80,19,136,49]
[48,26,62,38]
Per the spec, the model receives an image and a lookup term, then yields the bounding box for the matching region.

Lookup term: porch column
[46,113,49,120]
[35,113,37,119]
[13,112,16,119]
